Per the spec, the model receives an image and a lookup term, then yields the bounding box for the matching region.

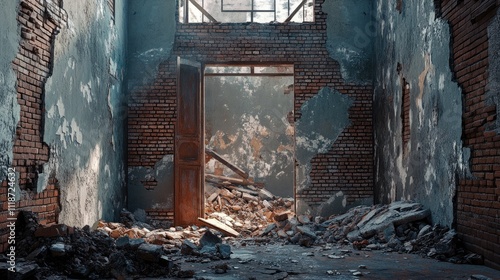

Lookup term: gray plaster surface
[125,0,176,214]
[324,0,374,83]
[0,0,20,179]
[128,155,174,212]
[373,1,465,227]
[40,0,127,226]
[127,0,176,90]
[295,87,353,215]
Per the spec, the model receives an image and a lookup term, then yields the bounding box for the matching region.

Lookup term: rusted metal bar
[206,148,249,179]
[285,0,307,22]
[189,0,218,22]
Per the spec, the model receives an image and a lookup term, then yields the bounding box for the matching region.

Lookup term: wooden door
[175,57,204,226]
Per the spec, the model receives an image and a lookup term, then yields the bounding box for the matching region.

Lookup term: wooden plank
[223,185,259,196]
[205,174,253,185]
[198,218,240,237]
[188,0,218,22]
[285,0,307,22]
[205,148,249,179]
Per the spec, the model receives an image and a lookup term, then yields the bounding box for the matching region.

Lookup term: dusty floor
[170,244,499,280]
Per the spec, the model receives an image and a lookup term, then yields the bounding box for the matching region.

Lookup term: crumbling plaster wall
[40,0,128,226]
[373,0,466,227]
[126,0,374,219]
[127,0,175,90]
[0,0,21,181]
[126,0,177,212]
[324,0,374,83]
[295,0,374,216]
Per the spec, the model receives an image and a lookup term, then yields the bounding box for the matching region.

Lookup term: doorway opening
[203,64,296,235]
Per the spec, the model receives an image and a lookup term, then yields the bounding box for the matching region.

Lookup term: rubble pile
[98,211,204,250]
[0,211,232,279]
[0,200,484,279]
[258,201,483,265]
[204,183,294,236]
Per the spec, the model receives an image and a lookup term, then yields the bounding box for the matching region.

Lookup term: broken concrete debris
[0,210,232,279]
[1,199,486,279]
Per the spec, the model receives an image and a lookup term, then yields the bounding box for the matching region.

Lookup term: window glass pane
[254,66,294,74]
[222,0,252,11]
[205,66,252,74]
[253,12,275,23]
[275,0,290,22]
[304,0,314,22]
[180,0,314,23]
[188,0,204,22]
[253,0,275,11]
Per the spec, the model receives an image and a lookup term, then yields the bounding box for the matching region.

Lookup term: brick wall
[127,0,373,219]
[303,85,373,206]
[0,0,66,252]
[128,59,177,168]
[439,0,500,269]
[401,78,410,154]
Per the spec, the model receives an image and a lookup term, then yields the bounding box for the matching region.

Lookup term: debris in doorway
[206,174,256,186]
[204,182,294,237]
[199,217,240,237]
[206,148,249,179]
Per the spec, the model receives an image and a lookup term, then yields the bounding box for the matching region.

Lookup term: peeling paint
[70,119,83,144]
[295,87,353,215]
[374,0,464,227]
[323,0,374,83]
[127,0,175,89]
[0,0,21,180]
[38,0,128,226]
[80,81,92,103]
[128,155,174,211]
[416,53,433,115]
[296,87,353,165]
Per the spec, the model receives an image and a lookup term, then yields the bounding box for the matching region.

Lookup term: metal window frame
[204,64,294,77]
[184,0,314,23]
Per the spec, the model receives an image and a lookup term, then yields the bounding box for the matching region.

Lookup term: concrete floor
[174,244,500,280]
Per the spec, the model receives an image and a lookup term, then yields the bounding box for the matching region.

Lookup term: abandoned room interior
[1,0,500,278]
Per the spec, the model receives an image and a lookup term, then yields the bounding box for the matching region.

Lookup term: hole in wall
[203,64,295,233]
[401,77,410,156]
[396,0,403,14]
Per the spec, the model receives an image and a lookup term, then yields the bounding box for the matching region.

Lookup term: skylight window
[179,0,314,23]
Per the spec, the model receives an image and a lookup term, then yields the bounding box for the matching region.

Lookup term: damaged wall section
[323,0,374,83]
[40,0,128,227]
[439,1,500,269]
[374,0,464,228]
[0,0,128,252]
[295,87,373,217]
[0,0,69,251]
[126,0,177,221]
[172,0,373,218]
[128,0,374,222]
[0,0,23,251]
